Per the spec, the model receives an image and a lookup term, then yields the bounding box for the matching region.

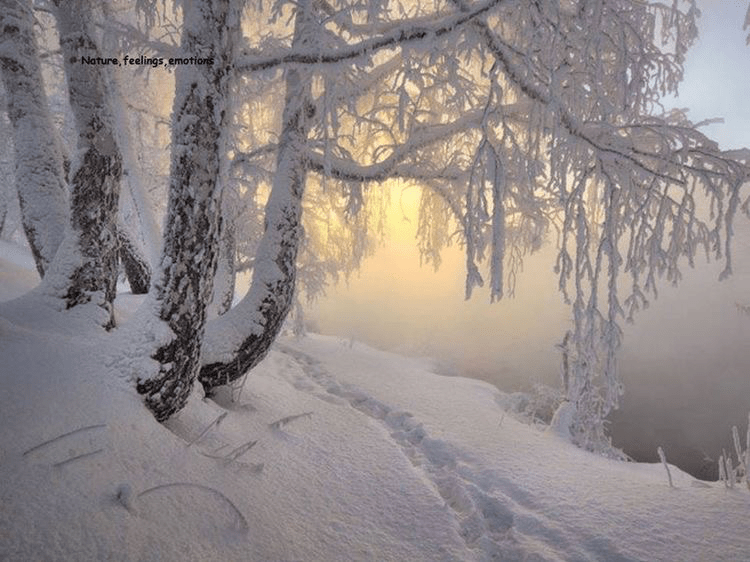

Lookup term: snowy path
[280,335,750,562]
[278,342,632,562]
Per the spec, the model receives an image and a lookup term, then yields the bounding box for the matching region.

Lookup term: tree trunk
[136,0,234,421]
[116,220,151,294]
[198,0,315,392]
[0,0,69,276]
[107,65,164,268]
[208,216,236,317]
[0,192,6,238]
[36,0,124,329]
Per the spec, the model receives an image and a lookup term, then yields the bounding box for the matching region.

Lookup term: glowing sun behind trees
[209,0,746,452]
[149,0,748,449]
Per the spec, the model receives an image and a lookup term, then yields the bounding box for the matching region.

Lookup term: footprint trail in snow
[277,343,629,562]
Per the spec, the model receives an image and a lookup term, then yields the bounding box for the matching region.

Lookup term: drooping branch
[303,109,484,182]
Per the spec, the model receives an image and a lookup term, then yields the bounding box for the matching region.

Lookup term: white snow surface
[1,241,749,561]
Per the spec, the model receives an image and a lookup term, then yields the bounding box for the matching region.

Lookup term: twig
[657,446,674,488]
[186,413,228,448]
[269,412,313,429]
[23,424,106,457]
[138,482,248,532]
[52,448,104,468]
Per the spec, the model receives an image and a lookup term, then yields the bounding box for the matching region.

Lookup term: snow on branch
[304,109,484,182]
[96,20,180,59]
[236,0,502,72]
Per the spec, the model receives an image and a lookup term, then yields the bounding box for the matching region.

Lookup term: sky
[663,1,750,150]
[308,1,750,472]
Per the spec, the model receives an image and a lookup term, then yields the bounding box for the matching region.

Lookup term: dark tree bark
[198,0,315,392]
[0,193,6,238]
[116,221,151,294]
[38,0,123,329]
[0,0,69,276]
[136,0,234,421]
[209,217,236,317]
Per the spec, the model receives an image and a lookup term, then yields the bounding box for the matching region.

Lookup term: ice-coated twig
[269,412,313,429]
[726,453,736,489]
[52,448,104,468]
[657,446,673,488]
[22,423,106,457]
[732,426,743,468]
[137,482,248,532]
[186,412,228,448]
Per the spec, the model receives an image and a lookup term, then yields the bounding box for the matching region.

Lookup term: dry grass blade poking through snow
[52,449,104,468]
[269,412,313,430]
[186,412,228,448]
[200,440,259,468]
[22,423,106,456]
[137,482,249,532]
[657,447,673,488]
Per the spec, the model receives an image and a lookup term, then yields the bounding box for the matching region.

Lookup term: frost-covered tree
[1,0,150,299]
[135,0,236,420]
[136,0,745,433]
[30,0,740,437]
[32,0,125,329]
[0,0,68,276]
[197,0,317,392]
[198,0,746,449]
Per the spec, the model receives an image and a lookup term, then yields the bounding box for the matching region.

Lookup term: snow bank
[1,247,749,561]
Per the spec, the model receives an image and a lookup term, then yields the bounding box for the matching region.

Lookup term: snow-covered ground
[1,240,749,561]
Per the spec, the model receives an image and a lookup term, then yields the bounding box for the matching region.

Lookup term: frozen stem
[657,446,673,488]
[186,412,228,448]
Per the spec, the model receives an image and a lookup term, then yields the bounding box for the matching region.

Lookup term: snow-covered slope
[1,242,749,561]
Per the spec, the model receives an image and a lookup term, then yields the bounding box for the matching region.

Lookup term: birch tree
[0,0,68,276]
[83,0,746,437]
[195,0,746,448]
[31,0,125,329]
[135,0,236,420]
[198,0,317,392]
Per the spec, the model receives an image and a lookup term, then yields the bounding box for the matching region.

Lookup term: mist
[299,1,750,481]
[305,189,750,480]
